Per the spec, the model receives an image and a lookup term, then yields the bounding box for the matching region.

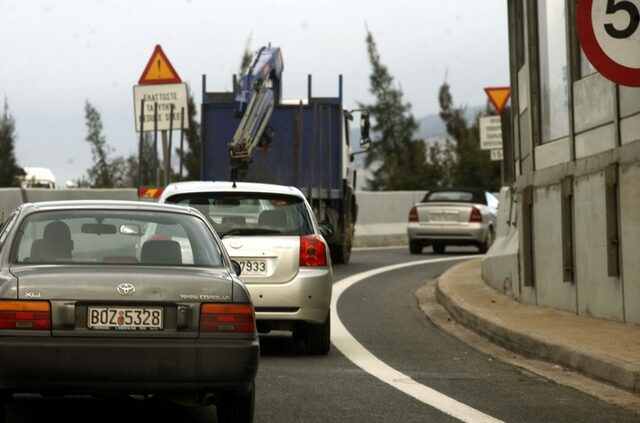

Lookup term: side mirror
[120,224,142,236]
[231,259,242,276]
[319,222,334,238]
[360,112,371,150]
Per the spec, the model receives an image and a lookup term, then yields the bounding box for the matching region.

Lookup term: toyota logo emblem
[117,283,136,296]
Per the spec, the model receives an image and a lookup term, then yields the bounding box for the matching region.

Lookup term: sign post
[133,45,189,192]
[577,0,640,87]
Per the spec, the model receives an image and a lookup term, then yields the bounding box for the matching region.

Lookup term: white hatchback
[159,181,333,354]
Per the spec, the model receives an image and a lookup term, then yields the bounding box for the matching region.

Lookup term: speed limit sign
[577,0,640,86]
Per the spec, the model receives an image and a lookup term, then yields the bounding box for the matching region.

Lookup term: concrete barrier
[353,190,426,247]
[0,188,138,223]
[0,188,421,248]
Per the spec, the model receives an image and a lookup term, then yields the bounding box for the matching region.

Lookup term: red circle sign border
[576,0,640,87]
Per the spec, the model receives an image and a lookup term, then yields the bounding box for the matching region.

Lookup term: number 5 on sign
[577,0,640,86]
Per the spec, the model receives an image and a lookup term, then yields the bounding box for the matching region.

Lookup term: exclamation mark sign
[157,59,162,77]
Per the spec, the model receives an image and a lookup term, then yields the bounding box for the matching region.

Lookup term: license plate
[238,259,267,275]
[87,307,163,330]
[430,213,458,222]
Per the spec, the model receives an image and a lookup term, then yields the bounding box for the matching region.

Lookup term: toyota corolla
[0,200,259,423]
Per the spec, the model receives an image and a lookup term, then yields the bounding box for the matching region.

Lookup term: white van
[21,167,56,189]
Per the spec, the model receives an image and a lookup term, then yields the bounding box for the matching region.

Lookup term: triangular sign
[484,87,511,114]
[138,45,182,85]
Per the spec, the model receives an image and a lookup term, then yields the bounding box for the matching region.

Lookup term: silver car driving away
[159,181,333,355]
[0,200,259,423]
[407,188,499,254]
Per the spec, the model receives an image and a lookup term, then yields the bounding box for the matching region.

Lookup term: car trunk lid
[11,265,233,338]
[222,236,300,284]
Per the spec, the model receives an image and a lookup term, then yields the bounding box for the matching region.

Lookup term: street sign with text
[479,116,503,150]
[133,83,189,132]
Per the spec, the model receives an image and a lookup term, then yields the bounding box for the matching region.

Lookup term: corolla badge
[116,283,136,296]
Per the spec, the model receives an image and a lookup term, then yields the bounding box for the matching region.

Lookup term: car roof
[161,181,306,199]
[19,200,198,215]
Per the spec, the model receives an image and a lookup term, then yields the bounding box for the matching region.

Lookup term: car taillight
[408,207,418,222]
[299,235,328,267]
[470,207,482,223]
[200,303,255,333]
[0,301,51,330]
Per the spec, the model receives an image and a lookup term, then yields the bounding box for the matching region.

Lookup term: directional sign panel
[479,116,503,150]
[133,83,189,132]
[577,0,640,87]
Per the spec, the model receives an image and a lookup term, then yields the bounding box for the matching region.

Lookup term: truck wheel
[305,313,331,355]
[216,383,255,423]
[330,241,351,264]
[409,240,423,254]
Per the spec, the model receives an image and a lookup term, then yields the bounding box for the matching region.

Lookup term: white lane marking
[331,257,504,423]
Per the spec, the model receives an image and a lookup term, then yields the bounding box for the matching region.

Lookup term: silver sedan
[0,200,259,422]
[407,188,499,254]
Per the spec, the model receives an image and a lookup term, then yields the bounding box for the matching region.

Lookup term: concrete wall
[481,187,520,300]
[0,188,138,223]
[353,190,426,247]
[0,188,422,248]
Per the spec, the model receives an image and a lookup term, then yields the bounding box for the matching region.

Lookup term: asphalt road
[4,247,639,422]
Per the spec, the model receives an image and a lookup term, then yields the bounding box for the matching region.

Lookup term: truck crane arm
[228,46,284,164]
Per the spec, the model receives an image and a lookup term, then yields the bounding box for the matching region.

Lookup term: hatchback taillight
[470,207,483,223]
[408,207,419,222]
[200,303,255,333]
[300,235,328,267]
[0,301,51,330]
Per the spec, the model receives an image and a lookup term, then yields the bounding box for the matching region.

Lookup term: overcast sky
[1,0,509,186]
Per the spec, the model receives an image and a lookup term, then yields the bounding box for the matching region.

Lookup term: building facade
[483,0,640,324]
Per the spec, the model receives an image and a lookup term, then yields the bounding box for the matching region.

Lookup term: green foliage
[236,34,253,92]
[84,100,136,188]
[0,99,24,187]
[127,133,156,186]
[438,83,501,191]
[360,28,442,191]
[175,87,201,180]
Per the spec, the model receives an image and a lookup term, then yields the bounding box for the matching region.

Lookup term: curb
[435,259,640,394]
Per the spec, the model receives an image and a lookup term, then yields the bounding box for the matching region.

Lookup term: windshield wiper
[219,228,282,238]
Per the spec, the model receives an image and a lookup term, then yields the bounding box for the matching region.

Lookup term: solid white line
[331,257,505,423]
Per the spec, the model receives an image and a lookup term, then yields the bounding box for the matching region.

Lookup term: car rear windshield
[165,193,315,237]
[12,209,223,267]
[424,190,485,204]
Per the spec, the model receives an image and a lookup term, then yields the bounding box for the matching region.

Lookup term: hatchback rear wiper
[219,228,282,238]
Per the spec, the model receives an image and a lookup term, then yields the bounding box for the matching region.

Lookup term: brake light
[0,301,51,330]
[200,303,255,333]
[408,207,418,222]
[470,207,483,223]
[299,235,328,267]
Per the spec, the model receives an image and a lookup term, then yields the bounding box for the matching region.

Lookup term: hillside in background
[352,105,484,189]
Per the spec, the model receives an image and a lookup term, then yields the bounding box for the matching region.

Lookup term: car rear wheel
[478,227,494,254]
[216,383,255,423]
[305,312,331,355]
[433,243,446,254]
[409,240,423,254]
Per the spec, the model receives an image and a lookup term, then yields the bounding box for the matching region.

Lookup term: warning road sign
[484,87,511,114]
[138,45,182,85]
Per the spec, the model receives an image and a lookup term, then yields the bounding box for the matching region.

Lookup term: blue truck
[200,46,369,264]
